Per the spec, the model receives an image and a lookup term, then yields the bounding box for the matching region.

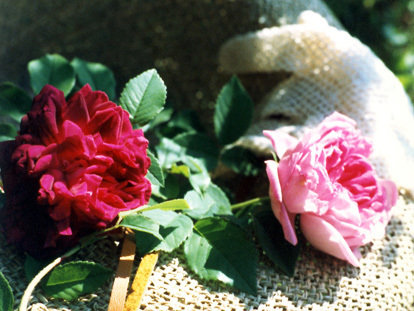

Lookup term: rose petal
[265,160,297,245]
[300,214,360,266]
[380,179,398,209]
[263,129,298,159]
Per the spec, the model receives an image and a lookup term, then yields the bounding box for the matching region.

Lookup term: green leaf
[253,207,300,277]
[0,82,32,141]
[173,132,219,171]
[170,164,191,178]
[204,184,232,215]
[143,107,173,132]
[155,137,184,169]
[184,184,231,219]
[184,217,257,294]
[155,137,211,189]
[0,271,13,311]
[24,255,49,282]
[184,157,211,192]
[42,261,112,301]
[120,69,166,126]
[157,109,204,138]
[155,137,211,192]
[221,146,263,176]
[138,199,191,213]
[120,214,163,240]
[160,173,183,199]
[28,54,75,96]
[135,210,193,254]
[118,199,190,218]
[71,58,116,100]
[0,82,32,122]
[147,150,164,187]
[0,123,17,142]
[214,76,254,145]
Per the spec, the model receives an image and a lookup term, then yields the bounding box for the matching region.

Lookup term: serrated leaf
[155,137,184,169]
[184,217,257,294]
[184,157,211,192]
[120,69,166,126]
[147,149,164,187]
[143,107,173,132]
[214,76,254,145]
[0,82,31,122]
[253,208,300,277]
[204,184,232,215]
[71,58,116,100]
[221,146,263,176]
[120,214,163,240]
[135,210,193,254]
[155,137,211,192]
[28,54,75,96]
[0,271,13,311]
[184,184,231,219]
[173,132,219,171]
[42,261,112,301]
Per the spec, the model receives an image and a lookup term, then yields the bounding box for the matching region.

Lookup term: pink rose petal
[300,214,360,266]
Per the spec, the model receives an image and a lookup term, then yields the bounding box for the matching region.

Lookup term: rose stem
[18,230,113,311]
[19,256,62,311]
[230,196,269,211]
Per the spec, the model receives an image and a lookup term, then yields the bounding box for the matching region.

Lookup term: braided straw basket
[1,195,413,311]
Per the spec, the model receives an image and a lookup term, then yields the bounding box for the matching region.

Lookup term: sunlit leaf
[184,217,257,294]
[135,210,193,254]
[147,150,164,187]
[120,214,163,240]
[120,69,166,127]
[43,261,112,300]
[184,184,231,219]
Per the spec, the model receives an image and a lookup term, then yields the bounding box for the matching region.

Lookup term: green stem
[19,256,62,311]
[18,226,118,311]
[231,197,269,211]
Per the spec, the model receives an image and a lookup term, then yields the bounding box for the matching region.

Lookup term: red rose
[0,85,151,258]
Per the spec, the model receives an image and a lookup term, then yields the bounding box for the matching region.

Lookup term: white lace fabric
[219,11,414,194]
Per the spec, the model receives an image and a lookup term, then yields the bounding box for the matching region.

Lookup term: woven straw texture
[1,196,413,310]
[219,11,414,194]
[2,6,414,311]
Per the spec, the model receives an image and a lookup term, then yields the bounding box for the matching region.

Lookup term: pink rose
[0,85,151,258]
[264,112,397,266]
